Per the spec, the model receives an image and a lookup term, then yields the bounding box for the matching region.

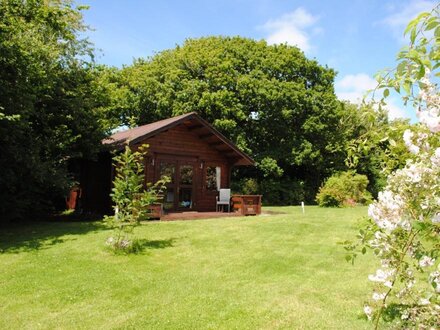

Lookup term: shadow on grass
[0,215,108,254]
[130,238,176,254]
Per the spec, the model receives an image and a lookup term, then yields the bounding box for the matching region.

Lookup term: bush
[241,178,259,195]
[316,171,372,207]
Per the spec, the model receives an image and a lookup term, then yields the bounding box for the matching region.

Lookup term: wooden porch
[150,194,263,221]
[160,211,242,221]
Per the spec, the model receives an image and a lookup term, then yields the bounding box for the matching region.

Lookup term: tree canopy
[101,36,348,202]
[0,0,105,220]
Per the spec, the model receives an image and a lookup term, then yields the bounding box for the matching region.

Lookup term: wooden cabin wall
[135,124,231,212]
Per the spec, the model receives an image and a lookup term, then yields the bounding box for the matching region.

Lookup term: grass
[0,206,377,329]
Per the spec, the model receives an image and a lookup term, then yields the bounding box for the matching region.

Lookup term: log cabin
[79,112,254,214]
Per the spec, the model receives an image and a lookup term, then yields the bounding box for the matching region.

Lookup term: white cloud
[384,98,408,120]
[381,0,435,39]
[260,8,319,52]
[335,73,377,104]
[335,73,408,120]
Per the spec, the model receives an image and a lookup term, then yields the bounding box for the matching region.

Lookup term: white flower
[419,298,430,305]
[431,148,440,167]
[372,292,386,301]
[364,305,373,320]
[401,310,409,320]
[403,129,420,154]
[429,271,440,293]
[368,190,406,231]
[419,255,435,268]
[368,268,395,283]
[406,164,422,183]
[417,109,440,133]
[403,129,413,145]
[433,213,440,224]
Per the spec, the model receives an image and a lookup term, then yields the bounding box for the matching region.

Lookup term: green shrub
[241,178,259,195]
[316,171,372,207]
[105,144,168,253]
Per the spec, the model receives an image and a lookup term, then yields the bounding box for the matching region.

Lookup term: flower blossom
[417,110,440,133]
[368,268,395,284]
[403,129,420,154]
[417,76,440,133]
[419,298,430,305]
[431,148,440,167]
[406,163,422,183]
[368,190,406,231]
[419,255,435,268]
[429,271,440,293]
[372,292,386,301]
[364,305,373,320]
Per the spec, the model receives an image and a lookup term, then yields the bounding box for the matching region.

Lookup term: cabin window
[206,166,221,191]
[159,162,175,183]
[179,165,193,185]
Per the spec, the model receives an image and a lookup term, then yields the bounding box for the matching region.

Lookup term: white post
[301,202,305,214]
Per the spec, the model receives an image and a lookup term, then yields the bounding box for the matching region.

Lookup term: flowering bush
[345,6,440,328]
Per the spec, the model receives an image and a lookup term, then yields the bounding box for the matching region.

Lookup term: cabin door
[157,158,196,212]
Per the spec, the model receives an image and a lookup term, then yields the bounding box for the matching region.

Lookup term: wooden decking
[161,211,242,221]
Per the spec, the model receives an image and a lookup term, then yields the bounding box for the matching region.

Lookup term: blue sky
[82,0,437,120]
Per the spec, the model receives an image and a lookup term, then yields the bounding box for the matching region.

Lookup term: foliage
[0,0,106,221]
[316,171,372,207]
[342,102,415,197]
[259,178,306,205]
[347,6,440,328]
[231,177,259,195]
[105,144,168,253]
[0,206,375,329]
[99,36,348,203]
[257,157,284,178]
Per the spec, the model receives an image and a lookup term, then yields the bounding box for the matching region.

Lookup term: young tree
[105,144,168,252]
[348,6,440,328]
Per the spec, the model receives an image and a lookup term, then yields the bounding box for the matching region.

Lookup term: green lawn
[0,206,376,329]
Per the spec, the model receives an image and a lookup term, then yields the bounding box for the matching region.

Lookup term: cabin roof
[102,112,254,166]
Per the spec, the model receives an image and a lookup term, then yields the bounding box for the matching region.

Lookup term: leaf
[383,88,390,98]
[417,65,426,79]
[403,82,411,95]
[404,21,417,36]
[425,20,439,31]
[410,28,417,44]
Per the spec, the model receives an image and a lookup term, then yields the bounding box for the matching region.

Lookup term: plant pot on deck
[147,203,163,219]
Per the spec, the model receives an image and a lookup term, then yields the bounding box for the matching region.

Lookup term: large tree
[102,36,347,202]
[0,0,105,221]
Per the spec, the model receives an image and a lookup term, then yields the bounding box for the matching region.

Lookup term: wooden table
[231,195,262,215]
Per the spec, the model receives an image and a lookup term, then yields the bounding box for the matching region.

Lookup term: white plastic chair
[216,189,231,212]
